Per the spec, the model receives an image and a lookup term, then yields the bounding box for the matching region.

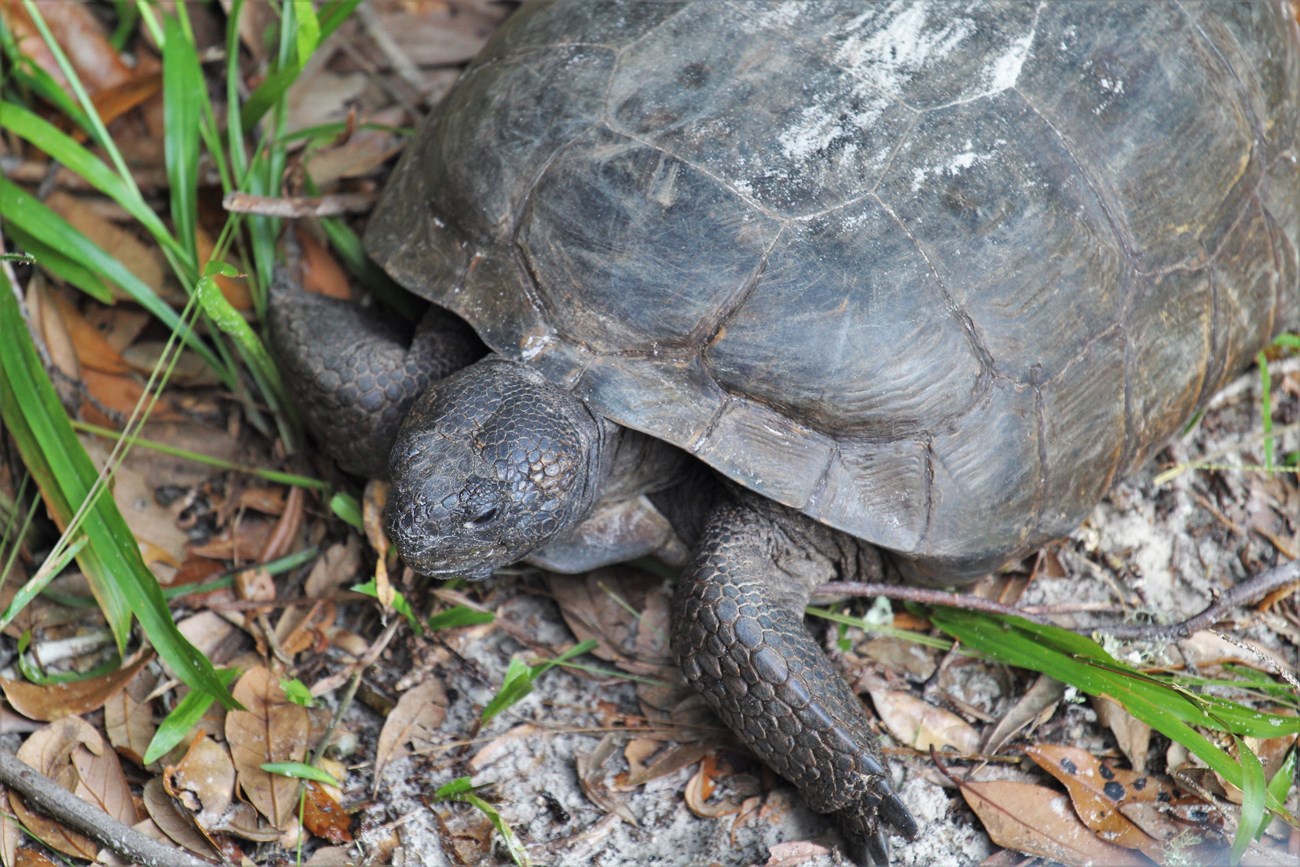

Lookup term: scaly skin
[267,281,919,862]
[674,498,918,864]
[266,275,484,477]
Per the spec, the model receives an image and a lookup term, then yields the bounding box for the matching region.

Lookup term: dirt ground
[342,355,1299,867]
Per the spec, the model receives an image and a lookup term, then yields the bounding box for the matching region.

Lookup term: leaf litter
[0,2,1295,866]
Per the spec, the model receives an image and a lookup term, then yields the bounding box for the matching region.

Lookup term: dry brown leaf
[764,840,835,865]
[226,666,310,830]
[44,287,130,374]
[0,792,23,866]
[862,677,981,754]
[371,0,510,68]
[1026,743,1170,861]
[45,192,168,301]
[0,0,130,91]
[11,717,135,860]
[961,779,1152,866]
[303,846,355,866]
[982,674,1063,755]
[103,667,159,766]
[121,341,223,386]
[548,568,673,677]
[12,848,59,867]
[618,741,712,789]
[26,278,80,383]
[303,108,406,186]
[1092,696,1152,770]
[302,781,353,844]
[274,599,336,658]
[575,733,638,827]
[859,634,940,680]
[304,538,362,598]
[373,678,448,786]
[88,70,164,129]
[177,610,241,661]
[1,651,152,722]
[299,230,352,300]
[188,518,274,561]
[165,729,236,825]
[141,777,221,860]
[684,754,743,819]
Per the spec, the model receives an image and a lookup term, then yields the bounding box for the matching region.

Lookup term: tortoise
[268,0,1300,861]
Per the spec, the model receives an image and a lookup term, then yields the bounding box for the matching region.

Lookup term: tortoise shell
[365,0,1300,578]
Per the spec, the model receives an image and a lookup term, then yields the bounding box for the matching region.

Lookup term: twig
[1091,557,1300,640]
[222,191,374,217]
[0,750,212,867]
[815,582,1049,622]
[818,555,1300,641]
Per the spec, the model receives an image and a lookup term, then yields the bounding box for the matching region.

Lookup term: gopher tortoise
[270,0,1300,861]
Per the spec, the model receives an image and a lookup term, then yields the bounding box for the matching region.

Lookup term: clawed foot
[836,779,919,866]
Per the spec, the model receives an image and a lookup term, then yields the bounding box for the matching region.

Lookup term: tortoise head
[384,356,607,579]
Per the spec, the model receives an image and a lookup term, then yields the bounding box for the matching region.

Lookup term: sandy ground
[337,357,1298,866]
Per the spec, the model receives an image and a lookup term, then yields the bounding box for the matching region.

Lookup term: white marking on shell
[834,0,974,98]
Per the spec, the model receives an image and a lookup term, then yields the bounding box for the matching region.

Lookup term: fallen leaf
[274,599,336,658]
[44,288,130,374]
[575,733,638,827]
[982,674,1063,755]
[1,651,153,721]
[862,677,981,754]
[961,779,1152,866]
[1026,743,1170,859]
[684,754,743,819]
[373,678,448,786]
[142,777,221,860]
[302,781,353,844]
[0,0,130,91]
[370,0,510,68]
[225,666,310,830]
[618,741,712,789]
[1092,696,1152,771]
[11,717,136,860]
[45,192,169,302]
[164,731,236,819]
[103,666,159,766]
[304,538,362,598]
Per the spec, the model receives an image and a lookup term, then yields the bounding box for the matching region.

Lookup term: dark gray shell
[366,0,1300,578]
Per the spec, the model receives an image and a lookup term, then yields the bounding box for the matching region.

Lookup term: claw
[879,790,919,839]
[864,828,889,866]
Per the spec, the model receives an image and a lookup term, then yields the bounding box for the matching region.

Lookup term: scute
[702,200,984,438]
[364,0,1300,574]
[520,127,780,354]
[876,91,1126,385]
[607,3,912,216]
[1014,0,1258,273]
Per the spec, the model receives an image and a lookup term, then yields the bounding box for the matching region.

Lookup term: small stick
[0,751,212,867]
[222,191,373,217]
[818,557,1300,641]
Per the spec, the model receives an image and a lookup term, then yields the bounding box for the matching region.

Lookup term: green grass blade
[0,102,181,258]
[1231,736,1267,862]
[0,178,226,376]
[0,270,237,711]
[928,607,1293,816]
[143,667,240,764]
[4,225,114,303]
[161,12,202,267]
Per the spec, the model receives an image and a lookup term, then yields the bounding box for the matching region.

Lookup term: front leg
[673,498,918,864]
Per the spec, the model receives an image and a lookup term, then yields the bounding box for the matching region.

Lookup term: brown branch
[0,750,212,867]
[817,556,1300,641]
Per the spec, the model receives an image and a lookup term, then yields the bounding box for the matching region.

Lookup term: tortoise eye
[465,506,498,528]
